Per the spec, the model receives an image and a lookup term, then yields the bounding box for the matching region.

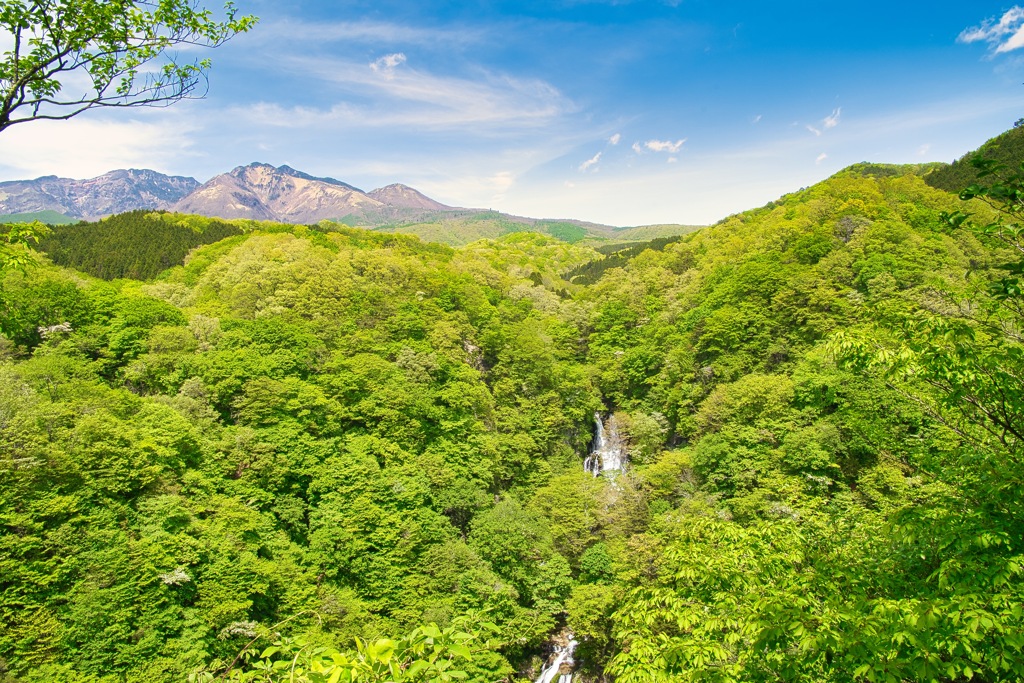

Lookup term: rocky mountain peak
[0,169,199,219]
[1,163,452,225]
[368,183,451,211]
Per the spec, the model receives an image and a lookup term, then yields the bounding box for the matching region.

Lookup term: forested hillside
[924,123,1024,192]
[0,152,1022,683]
[35,212,244,281]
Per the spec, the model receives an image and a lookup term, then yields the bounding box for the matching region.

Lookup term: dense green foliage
[2,143,1023,683]
[35,211,243,280]
[563,236,683,285]
[925,124,1024,193]
[0,220,49,272]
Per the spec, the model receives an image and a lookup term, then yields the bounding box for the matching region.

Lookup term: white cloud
[438,91,1024,227]
[805,109,839,137]
[631,141,644,154]
[608,133,622,145]
[370,53,407,79]
[579,151,602,172]
[823,107,841,129]
[487,171,516,197]
[752,114,762,124]
[236,55,572,131]
[0,114,201,180]
[668,156,678,163]
[816,152,827,164]
[918,143,931,156]
[643,139,686,153]
[959,7,1024,54]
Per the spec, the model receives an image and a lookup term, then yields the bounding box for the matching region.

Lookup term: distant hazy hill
[611,223,705,241]
[371,211,623,246]
[925,125,1024,193]
[0,210,77,225]
[0,169,199,219]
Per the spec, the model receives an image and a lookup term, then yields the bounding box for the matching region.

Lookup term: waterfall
[584,412,627,476]
[534,635,578,683]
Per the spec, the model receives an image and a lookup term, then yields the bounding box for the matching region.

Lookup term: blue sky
[3,1,1024,226]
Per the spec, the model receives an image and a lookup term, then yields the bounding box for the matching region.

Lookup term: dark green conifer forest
[1,132,1022,683]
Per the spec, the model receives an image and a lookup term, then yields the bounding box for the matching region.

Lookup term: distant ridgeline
[35,211,244,280]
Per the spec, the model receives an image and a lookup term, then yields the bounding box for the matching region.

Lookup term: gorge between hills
[0,125,1022,683]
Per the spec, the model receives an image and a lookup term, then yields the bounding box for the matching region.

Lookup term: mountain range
[171,163,454,224]
[0,169,199,220]
[0,163,701,245]
[0,163,452,224]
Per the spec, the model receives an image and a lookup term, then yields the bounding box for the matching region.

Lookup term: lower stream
[534,413,627,682]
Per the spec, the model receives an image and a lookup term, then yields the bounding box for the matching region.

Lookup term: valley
[1,125,1022,682]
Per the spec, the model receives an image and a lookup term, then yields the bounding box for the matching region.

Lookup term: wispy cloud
[370,53,407,79]
[806,108,840,136]
[752,114,762,124]
[823,107,841,129]
[815,152,827,164]
[579,151,602,171]
[918,143,931,156]
[637,138,686,154]
[236,55,573,131]
[0,113,201,179]
[608,133,622,145]
[959,7,1024,54]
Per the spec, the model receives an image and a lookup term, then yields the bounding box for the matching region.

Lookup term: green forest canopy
[0,129,1022,683]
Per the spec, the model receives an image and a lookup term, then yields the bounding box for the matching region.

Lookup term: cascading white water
[534,635,578,683]
[584,412,627,477]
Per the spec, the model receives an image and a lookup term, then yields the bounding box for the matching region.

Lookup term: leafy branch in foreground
[0,0,257,133]
[0,220,48,270]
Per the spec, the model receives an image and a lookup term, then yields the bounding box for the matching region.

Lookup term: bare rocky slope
[0,169,199,219]
[172,162,391,223]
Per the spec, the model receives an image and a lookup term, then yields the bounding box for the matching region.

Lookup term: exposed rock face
[0,162,454,225]
[171,163,383,222]
[0,169,199,219]
[171,163,451,224]
[368,183,450,211]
